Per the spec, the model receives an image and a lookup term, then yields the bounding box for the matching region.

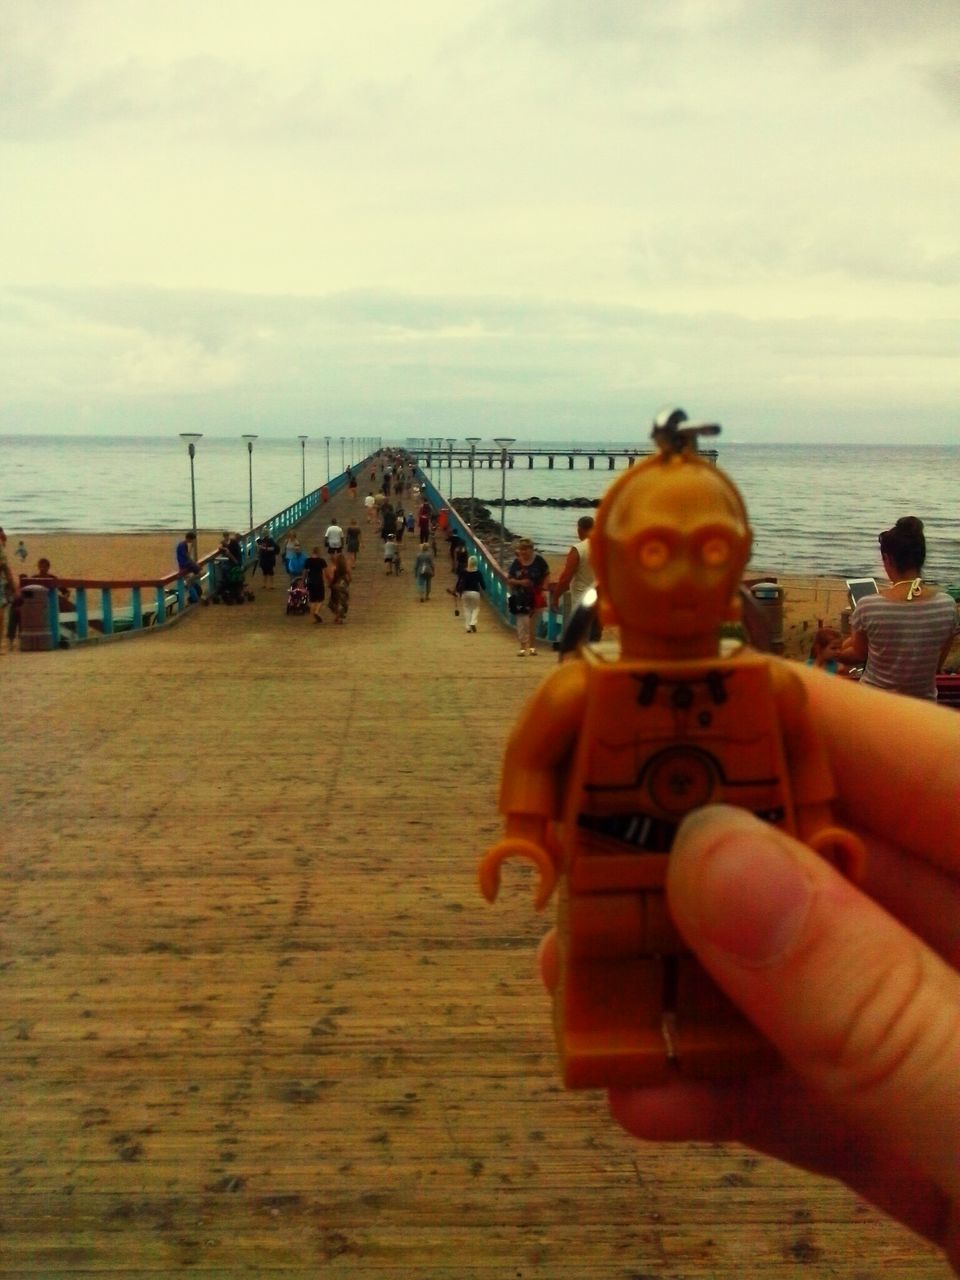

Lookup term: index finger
[791,662,960,876]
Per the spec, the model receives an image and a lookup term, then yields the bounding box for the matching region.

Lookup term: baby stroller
[211,557,253,605]
[285,577,310,615]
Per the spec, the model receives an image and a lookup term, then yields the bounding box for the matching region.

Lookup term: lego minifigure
[479,409,864,1089]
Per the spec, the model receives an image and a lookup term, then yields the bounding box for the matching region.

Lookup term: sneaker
[518,649,526,657]
[528,648,538,656]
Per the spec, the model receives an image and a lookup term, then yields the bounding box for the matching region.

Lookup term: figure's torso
[560,647,792,893]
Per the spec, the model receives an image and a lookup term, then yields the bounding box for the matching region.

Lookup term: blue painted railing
[415,470,565,646]
[20,460,370,650]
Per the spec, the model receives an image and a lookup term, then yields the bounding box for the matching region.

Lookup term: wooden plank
[1,497,950,1278]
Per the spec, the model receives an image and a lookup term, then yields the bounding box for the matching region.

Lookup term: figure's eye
[701,537,730,567]
[639,539,670,569]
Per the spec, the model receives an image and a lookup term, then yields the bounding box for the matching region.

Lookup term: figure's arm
[479,660,588,909]
[771,660,866,881]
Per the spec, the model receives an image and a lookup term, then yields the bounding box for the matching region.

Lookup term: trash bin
[20,584,54,652]
[750,582,784,653]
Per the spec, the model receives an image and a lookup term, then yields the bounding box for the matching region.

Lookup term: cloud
[3,284,955,442]
[1,3,957,442]
[512,0,960,58]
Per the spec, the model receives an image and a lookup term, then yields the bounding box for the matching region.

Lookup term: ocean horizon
[1,435,958,581]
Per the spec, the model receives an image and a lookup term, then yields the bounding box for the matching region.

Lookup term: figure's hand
[479,816,557,911]
[805,823,867,883]
[541,669,960,1269]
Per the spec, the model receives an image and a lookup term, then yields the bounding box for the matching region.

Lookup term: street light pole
[446,438,456,500]
[465,437,481,521]
[325,436,331,484]
[340,436,345,473]
[179,432,203,535]
[241,435,258,531]
[493,436,515,566]
[298,435,308,497]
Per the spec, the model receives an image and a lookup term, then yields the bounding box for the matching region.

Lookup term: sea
[1,434,958,581]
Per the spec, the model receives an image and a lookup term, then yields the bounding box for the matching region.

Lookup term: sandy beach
[2,530,228,584]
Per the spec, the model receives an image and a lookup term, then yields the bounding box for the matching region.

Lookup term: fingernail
[673,808,814,966]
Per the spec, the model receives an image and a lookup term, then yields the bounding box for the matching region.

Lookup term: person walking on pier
[417,501,431,546]
[282,532,300,575]
[550,515,601,643]
[414,542,435,602]
[324,518,344,557]
[345,517,362,569]
[304,546,328,622]
[327,552,351,624]
[456,555,485,633]
[507,538,550,656]
[256,529,280,589]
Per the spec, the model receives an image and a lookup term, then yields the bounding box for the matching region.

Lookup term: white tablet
[846,578,878,606]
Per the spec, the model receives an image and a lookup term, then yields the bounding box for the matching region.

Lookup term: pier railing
[19,463,366,650]
[415,472,566,647]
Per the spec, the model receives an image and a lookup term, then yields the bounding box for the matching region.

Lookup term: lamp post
[446,437,456,499]
[298,435,308,497]
[340,435,346,473]
[493,436,515,566]
[241,435,258,531]
[464,436,481,523]
[179,433,203,533]
[325,435,331,484]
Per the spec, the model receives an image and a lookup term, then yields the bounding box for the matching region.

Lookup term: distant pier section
[415,445,719,470]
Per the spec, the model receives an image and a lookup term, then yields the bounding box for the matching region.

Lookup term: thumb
[668,805,960,1206]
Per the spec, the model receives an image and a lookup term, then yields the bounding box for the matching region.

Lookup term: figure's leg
[669,955,779,1079]
[555,888,672,1088]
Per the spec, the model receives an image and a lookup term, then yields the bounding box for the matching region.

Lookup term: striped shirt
[852,591,958,700]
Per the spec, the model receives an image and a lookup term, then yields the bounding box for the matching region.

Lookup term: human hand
[539,666,960,1268]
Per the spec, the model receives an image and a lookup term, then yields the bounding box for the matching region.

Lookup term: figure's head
[879,516,925,576]
[591,422,751,642]
[576,516,594,539]
[37,557,51,574]
[514,539,535,565]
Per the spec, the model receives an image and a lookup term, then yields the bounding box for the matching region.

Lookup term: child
[806,626,844,674]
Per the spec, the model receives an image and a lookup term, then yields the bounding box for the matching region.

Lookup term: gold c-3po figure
[479,409,863,1089]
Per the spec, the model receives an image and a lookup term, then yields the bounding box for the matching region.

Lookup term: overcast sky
[2,0,958,443]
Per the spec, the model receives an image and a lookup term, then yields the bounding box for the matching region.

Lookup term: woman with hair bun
[841,516,957,700]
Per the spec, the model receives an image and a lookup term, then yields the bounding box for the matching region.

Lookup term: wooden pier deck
[1,499,950,1278]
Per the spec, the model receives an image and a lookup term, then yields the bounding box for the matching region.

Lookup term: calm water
[1,435,958,580]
